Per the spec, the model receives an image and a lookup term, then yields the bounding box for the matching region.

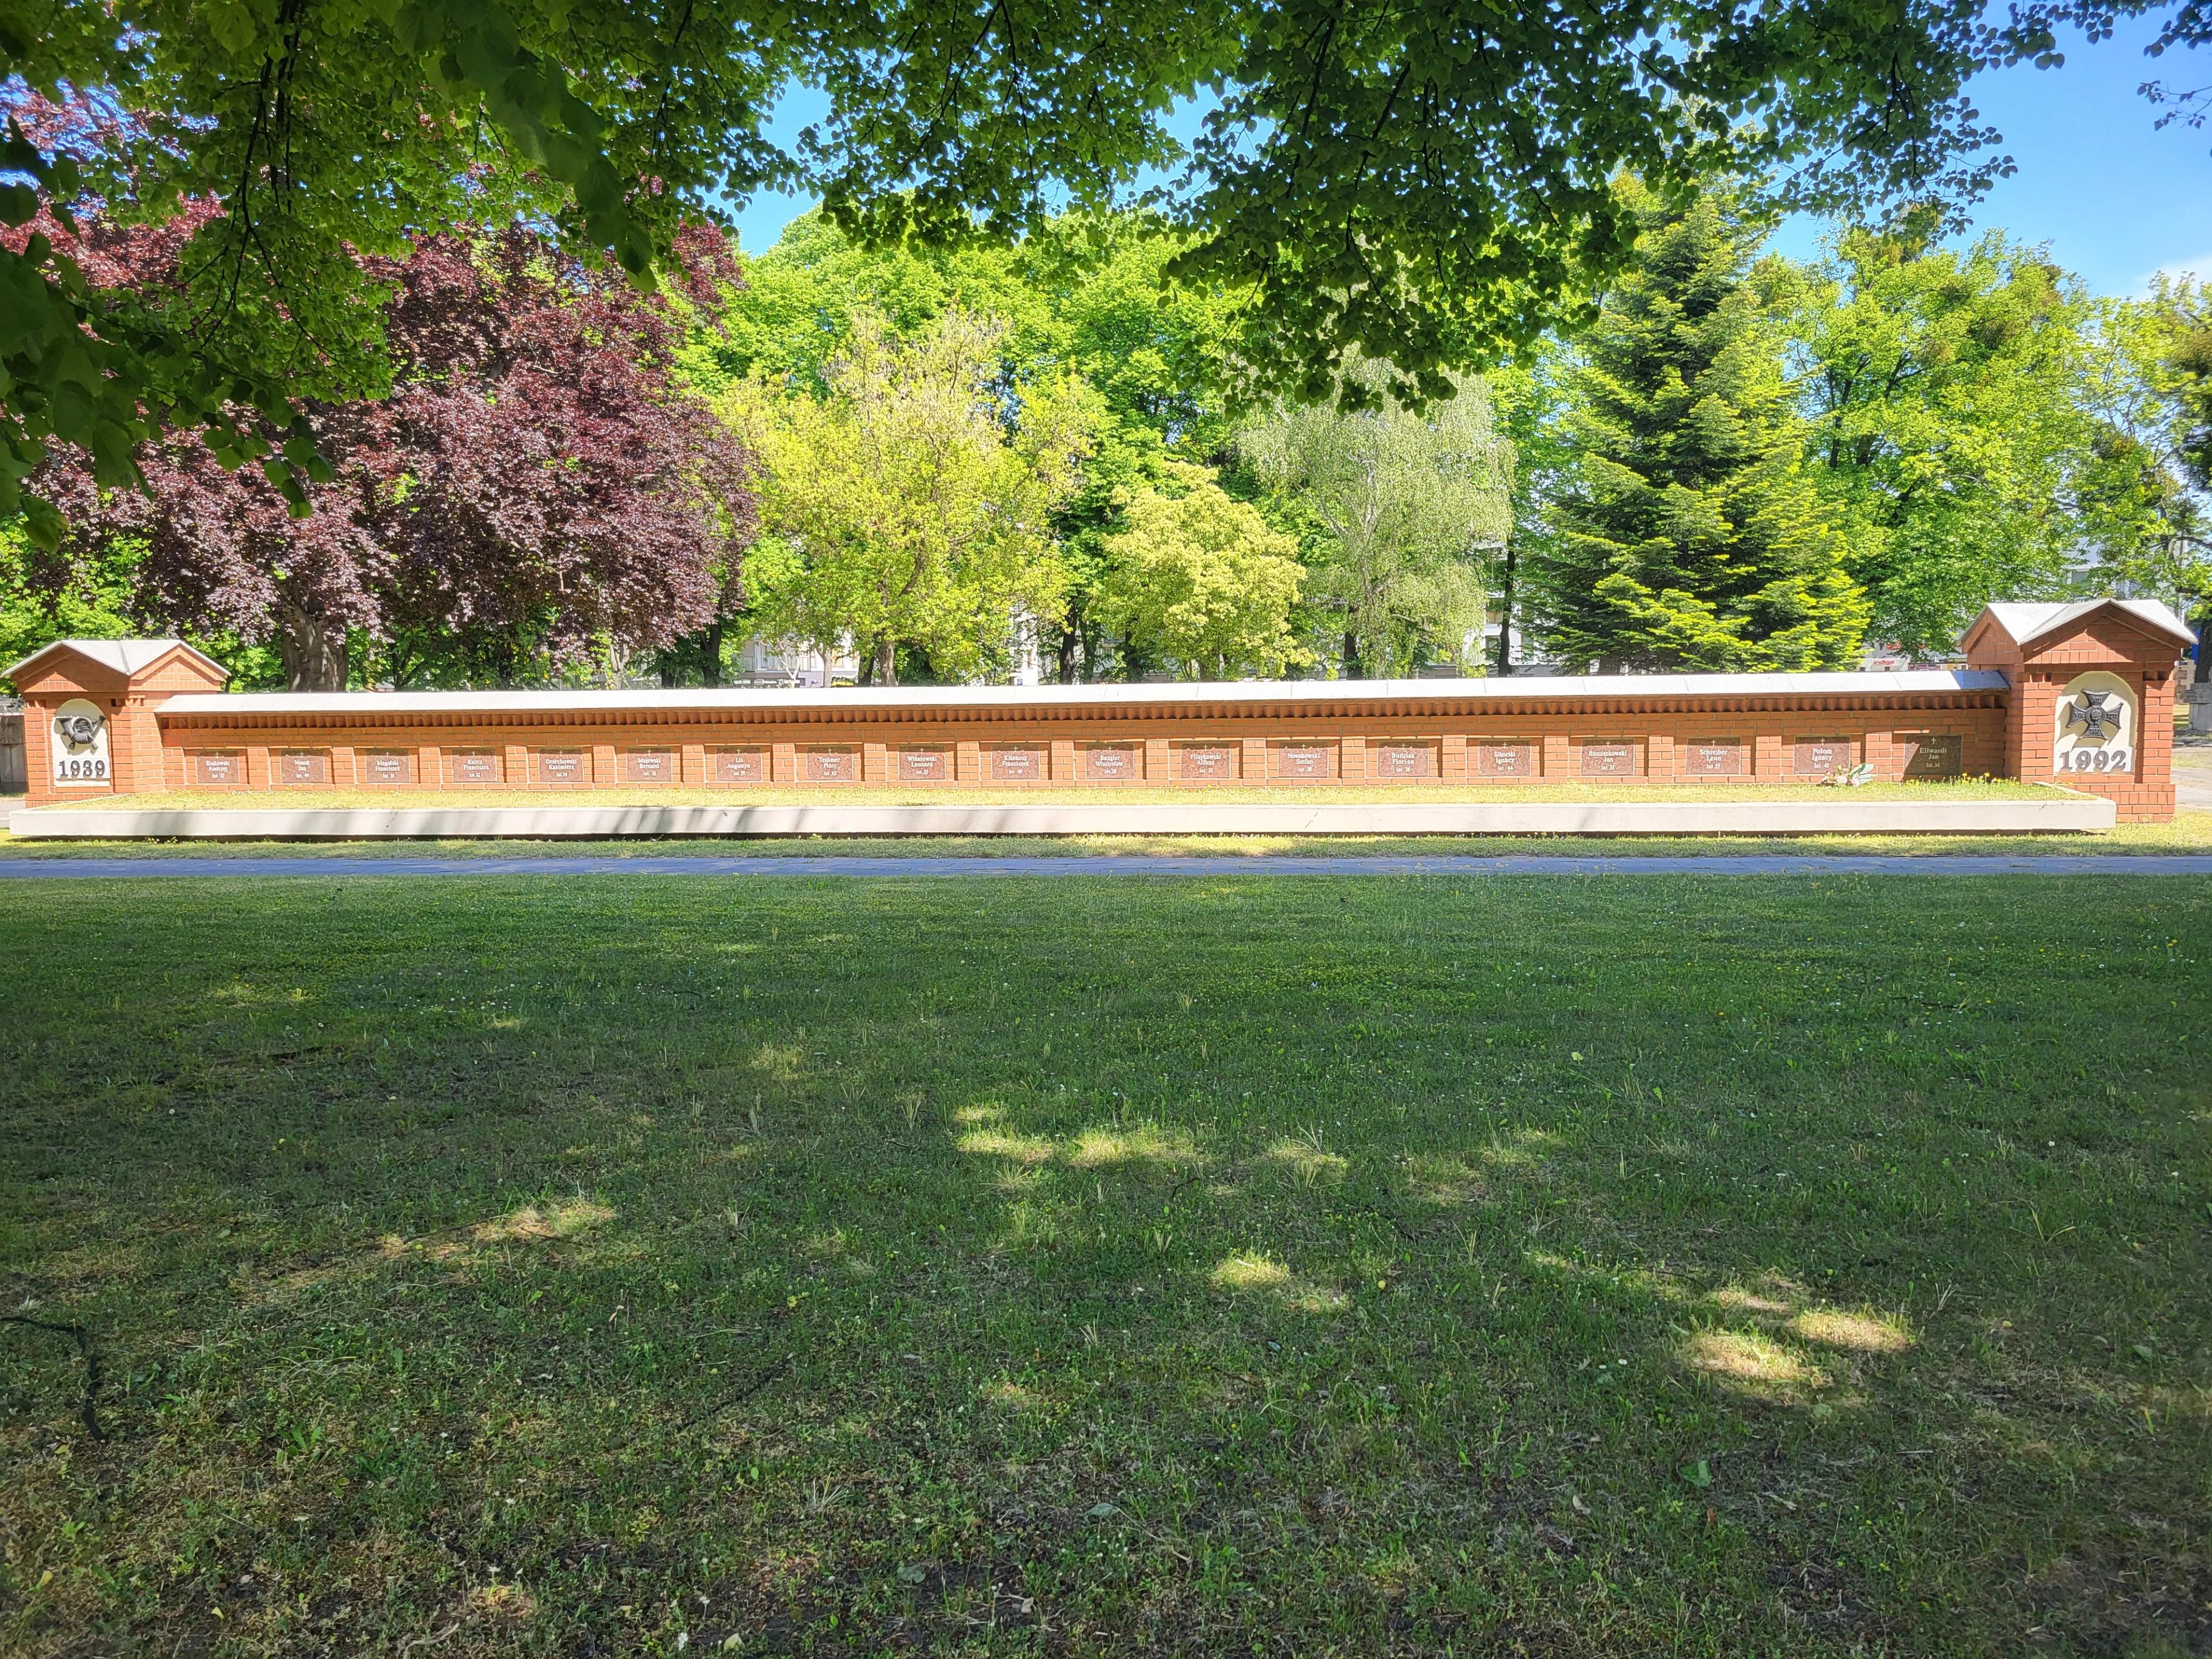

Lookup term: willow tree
[1241,362,1512,677]
[728,309,1090,684]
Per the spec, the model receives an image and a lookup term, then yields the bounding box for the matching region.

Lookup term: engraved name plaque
[1793,738,1850,775]
[1683,741,1745,777]
[1375,743,1437,779]
[363,751,414,786]
[711,747,768,783]
[896,747,952,781]
[624,749,677,783]
[536,749,589,785]
[1085,744,1140,781]
[1476,743,1535,777]
[191,751,245,786]
[1897,732,1963,779]
[1580,742,1635,777]
[1274,743,1335,779]
[803,747,858,782]
[987,745,1046,781]
[1177,744,1238,780]
[275,750,329,785]
[448,750,500,785]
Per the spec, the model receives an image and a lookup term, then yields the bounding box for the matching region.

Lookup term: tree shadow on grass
[0,874,2206,1656]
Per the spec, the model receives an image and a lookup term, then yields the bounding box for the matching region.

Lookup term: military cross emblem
[2062,689,2120,742]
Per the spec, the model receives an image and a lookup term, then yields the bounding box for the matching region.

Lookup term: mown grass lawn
[2,874,2207,1657]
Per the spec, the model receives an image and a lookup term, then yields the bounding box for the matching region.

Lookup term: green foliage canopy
[1789,228,2111,656]
[1094,461,1310,679]
[10,0,2164,546]
[724,309,1090,685]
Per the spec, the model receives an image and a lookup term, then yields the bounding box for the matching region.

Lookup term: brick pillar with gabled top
[5,639,230,806]
[1962,599,2192,823]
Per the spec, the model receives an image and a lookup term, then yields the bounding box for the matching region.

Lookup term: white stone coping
[146,668,2010,719]
[7,797,2117,840]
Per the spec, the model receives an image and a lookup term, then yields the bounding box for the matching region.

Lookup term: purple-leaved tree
[22,194,753,689]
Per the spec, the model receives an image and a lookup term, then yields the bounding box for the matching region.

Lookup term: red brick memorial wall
[7,601,2191,820]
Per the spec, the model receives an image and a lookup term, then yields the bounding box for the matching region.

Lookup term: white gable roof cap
[1979,598,2194,650]
[3,637,229,683]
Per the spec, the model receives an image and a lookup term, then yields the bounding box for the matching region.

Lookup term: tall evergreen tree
[1533,187,1868,672]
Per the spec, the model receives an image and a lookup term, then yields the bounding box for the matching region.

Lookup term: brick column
[1540,732,1570,781]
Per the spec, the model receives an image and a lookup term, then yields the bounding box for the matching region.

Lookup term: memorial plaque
[1085,744,1140,781]
[803,747,858,782]
[1580,741,1637,777]
[363,750,415,786]
[1177,744,1238,781]
[1682,740,1745,777]
[48,699,111,787]
[1476,742,1536,778]
[987,745,1047,781]
[191,751,246,786]
[274,750,329,785]
[1374,742,1437,779]
[624,748,678,783]
[1793,737,1851,776]
[536,749,590,785]
[710,747,768,783]
[448,749,501,784]
[896,747,953,781]
[1273,743,1336,779]
[1897,732,1963,779]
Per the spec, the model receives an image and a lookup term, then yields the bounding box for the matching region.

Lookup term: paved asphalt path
[4,854,2212,879]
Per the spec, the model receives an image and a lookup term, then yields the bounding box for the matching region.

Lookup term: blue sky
[730,22,2211,298]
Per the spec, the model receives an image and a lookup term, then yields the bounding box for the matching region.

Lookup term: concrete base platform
[6,796,2117,840]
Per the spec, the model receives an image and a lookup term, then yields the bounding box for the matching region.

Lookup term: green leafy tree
[1789,226,2108,656]
[1488,343,1575,673]
[688,211,1248,680]
[0,521,136,687]
[2073,278,2212,641]
[1094,463,1309,679]
[11,0,2145,541]
[724,309,1090,685]
[1241,359,1513,677]
[1532,188,1868,673]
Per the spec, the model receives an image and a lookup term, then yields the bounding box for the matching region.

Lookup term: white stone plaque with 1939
[51,698,111,787]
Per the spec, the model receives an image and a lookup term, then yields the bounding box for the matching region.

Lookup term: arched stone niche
[2051,671,2138,779]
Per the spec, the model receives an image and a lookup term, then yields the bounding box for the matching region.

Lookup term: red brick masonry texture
[9,600,2195,823]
